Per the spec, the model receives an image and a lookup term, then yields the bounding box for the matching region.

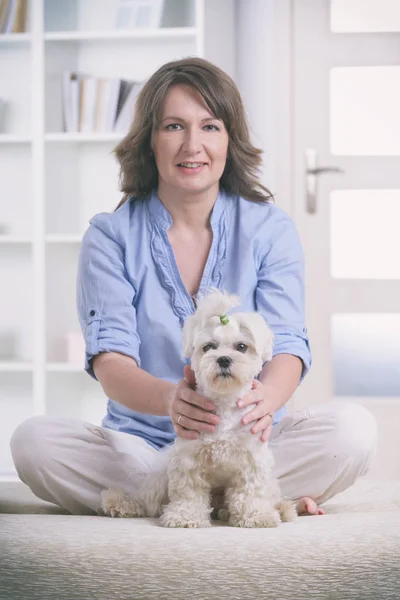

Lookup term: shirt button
[90,310,96,317]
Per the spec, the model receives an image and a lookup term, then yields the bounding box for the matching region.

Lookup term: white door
[290,0,400,478]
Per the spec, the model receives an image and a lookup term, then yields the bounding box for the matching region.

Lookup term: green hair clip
[219,314,229,325]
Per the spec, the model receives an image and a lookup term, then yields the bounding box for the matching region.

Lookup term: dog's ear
[182,314,197,358]
[249,313,274,363]
[259,320,274,363]
[237,313,274,364]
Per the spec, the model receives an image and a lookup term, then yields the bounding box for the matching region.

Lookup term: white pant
[10,401,378,516]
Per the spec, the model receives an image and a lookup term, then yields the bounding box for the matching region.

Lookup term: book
[12,0,27,33]
[104,78,122,132]
[3,0,17,33]
[62,72,85,133]
[114,81,143,133]
[70,73,81,133]
[116,79,134,117]
[94,78,120,132]
[0,98,6,132]
[0,0,9,33]
[0,0,27,33]
[80,76,99,133]
[115,0,165,29]
[62,72,73,133]
[62,73,141,134]
[94,78,107,133]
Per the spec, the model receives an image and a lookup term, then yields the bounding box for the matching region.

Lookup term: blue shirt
[77,188,311,450]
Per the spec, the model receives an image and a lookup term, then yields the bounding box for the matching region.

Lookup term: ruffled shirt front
[77,189,311,450]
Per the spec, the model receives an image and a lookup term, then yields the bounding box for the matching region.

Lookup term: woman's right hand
[170,365,220,439]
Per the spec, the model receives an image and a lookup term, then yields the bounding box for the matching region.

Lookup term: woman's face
[153,84,229,197]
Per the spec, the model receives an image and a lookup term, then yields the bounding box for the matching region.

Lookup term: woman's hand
[237,380,274,443]
[170,365,220,439]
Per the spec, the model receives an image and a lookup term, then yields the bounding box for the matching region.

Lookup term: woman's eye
[236,343,248,353]
[164,123,220,132]
[203,124,220,131]
[203,343,214,353]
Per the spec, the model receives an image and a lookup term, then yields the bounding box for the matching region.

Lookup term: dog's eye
[203,343,215,353]
[236,343,248,353]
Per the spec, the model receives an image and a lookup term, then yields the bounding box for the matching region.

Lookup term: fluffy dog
[101,290,296,528]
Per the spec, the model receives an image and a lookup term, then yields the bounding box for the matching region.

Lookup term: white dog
[101,290,296,528]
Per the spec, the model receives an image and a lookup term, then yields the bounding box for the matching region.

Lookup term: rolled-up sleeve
[77,213,141,380]
[255,213,311,382]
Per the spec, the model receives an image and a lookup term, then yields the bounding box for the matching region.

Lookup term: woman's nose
[182,127,201,154]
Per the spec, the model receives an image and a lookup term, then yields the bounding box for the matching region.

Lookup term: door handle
[305,148,345,214]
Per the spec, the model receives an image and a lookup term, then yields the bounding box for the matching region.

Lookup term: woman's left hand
[237,380,274,443]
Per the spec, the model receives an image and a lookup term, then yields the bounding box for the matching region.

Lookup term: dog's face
[183,311,274,395]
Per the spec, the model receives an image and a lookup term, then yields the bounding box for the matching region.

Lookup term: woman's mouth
[177,162,207,174]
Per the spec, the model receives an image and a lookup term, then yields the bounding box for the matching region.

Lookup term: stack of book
[62,73,144,134]
[0,0,27,33]
[0,98,6,132]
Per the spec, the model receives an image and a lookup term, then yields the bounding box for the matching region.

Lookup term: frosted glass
[330,67,400,155]
[332,314,400,396]
[331,0,400,32]
[330,190,400,279]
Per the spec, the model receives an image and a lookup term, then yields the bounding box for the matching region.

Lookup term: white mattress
[1,479,400,600]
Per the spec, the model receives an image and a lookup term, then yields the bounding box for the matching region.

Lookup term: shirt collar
[147,188,227,231]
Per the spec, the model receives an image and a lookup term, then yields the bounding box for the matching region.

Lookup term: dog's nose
[217,356,232,369]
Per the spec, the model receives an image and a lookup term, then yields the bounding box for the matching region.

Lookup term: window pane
[332,314,400,396]
[330,190,400,279]
[331,0,400,32]
[330,67,400,155]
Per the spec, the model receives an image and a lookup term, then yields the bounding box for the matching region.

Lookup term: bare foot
[296,496,325,516]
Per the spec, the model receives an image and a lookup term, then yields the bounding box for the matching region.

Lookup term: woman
[10,57,377,517]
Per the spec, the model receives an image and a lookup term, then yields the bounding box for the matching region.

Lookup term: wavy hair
[114,57,274,209]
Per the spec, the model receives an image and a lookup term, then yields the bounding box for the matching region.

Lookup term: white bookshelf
[44,28,197,41]
[0,33,31,43]
[0,134,32,142]
[0,0,235,480]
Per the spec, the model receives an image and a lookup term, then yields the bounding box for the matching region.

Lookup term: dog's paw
[101,488,144,518]
[276,500,297,522]
[159,510,212,528]
[229,509,281,528]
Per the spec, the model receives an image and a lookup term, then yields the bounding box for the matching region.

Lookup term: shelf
[0,135,32,144]
[0,362,33,372]
[0,363,86,373]
[0,33,31,44]
[0,235,83,244]
[46,363,84,372]
[45,234,82,243]
[0,236,32,244]
[45,133,123,143]
[44,27,197,42]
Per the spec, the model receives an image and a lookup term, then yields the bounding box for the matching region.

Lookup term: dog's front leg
[225,460,281,528]
[159,458,212,528]
[226,482,281,528]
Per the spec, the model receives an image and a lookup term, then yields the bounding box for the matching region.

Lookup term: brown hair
[114,57,274,209]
